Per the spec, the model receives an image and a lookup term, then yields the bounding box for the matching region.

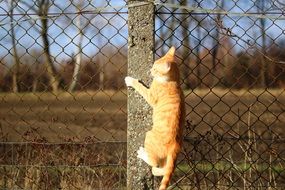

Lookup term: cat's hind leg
[152,167,165,176]
[152,157,167,176]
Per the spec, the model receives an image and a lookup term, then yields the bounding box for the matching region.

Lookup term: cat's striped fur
[125,47,185,190]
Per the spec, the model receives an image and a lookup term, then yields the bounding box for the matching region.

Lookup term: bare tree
[168,0,176,48]
[68,0,85,92]
[31,49,43,92]
[193,0,204,88]
[60,0,100,92]
[8,0,20,92]
[195,27,202,87]
[180,0,192,89]
[97,37,104,90]
[39,0,59,92]
[257,0,268,87]
[211,0,225,71]
[19,0,59,92]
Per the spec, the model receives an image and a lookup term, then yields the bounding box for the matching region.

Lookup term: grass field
[1,88,284,141]
[0,90,127,142]
[0,88,285,189]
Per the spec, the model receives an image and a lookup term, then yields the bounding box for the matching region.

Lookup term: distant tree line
[0,48,127,92]
[1,0,285,92]
[184,38,285,89]
[1,40,285,92]
[154,0,285,89]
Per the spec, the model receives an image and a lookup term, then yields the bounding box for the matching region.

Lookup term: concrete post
[127,0,154,189]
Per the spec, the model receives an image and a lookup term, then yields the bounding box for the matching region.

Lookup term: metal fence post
[127,0,154,189]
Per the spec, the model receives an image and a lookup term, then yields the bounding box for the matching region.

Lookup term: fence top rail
[1,0,285,27]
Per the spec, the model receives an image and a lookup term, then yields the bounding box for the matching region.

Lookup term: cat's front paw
[125,76,136,87]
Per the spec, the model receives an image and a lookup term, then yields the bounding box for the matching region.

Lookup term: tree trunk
[196,25,202,88]
[69,36,83,92]
[211,0,225,71]
[180,0,191,89]
[259,0,267,87]
[193,0,203,88]
[69,3,84,92]
[39,0,59,92]
[99,62,104,90]
[97,37,104,90]
[9,0,20,93]
[32,58,40,92]
[168,0,175,47]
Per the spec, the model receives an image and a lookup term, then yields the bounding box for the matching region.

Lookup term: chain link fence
[0,0,285,189]
[0,0,127,189]
[155,0,285,189]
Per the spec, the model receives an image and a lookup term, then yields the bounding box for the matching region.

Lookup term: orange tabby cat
[125,47,185,190]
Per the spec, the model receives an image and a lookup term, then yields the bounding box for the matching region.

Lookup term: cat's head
[151,46,179,82]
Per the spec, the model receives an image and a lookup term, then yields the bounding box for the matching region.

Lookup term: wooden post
[127,0,154,189]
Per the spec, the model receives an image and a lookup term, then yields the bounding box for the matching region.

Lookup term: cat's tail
[159,151,177,190]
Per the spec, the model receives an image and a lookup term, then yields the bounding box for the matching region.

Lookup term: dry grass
[0,90,127,142]
[0,89,285,189]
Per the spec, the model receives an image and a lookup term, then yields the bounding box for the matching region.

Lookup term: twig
[216,20,285,65]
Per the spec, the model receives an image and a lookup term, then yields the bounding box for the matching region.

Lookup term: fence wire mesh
[0,0,127,189]
[0,0,285,189]
[155,0,285,189]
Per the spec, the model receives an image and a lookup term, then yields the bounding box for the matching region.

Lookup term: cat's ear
[160,62,171,73]
[167,46,176,57]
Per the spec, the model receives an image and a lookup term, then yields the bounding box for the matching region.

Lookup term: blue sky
[155,0,285,56]
[0,0,128,62]
[0,0,284,64]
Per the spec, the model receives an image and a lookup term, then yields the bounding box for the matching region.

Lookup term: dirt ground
[0,89,285,189]
[0,88,284,142]
[0,90,127,142]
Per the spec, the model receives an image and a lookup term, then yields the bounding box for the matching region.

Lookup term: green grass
[176,161,285,174]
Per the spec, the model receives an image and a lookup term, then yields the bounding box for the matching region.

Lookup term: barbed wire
[0,141,127,145]
[184,136,285,143]
[0,164,123,168]
[156,1,285,19]
[1,1,285,27]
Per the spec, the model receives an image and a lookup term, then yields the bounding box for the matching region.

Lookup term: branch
[216,20,285,65]
[18,0,38,13]
[15,1,42,33]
